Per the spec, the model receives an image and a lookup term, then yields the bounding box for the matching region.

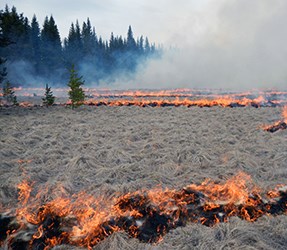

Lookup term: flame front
[0,172,286,249]
[1,88,287,108]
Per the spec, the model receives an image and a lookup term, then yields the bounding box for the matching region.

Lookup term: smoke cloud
[98,0,287,90]
[4,0,287,90]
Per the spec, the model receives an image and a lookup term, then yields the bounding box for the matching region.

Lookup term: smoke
[7,60,44,86]
[6,60,67,87]
[99,0,287,90]
[4,0,287,90]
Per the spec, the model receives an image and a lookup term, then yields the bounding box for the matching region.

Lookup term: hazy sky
[3,0,287,89]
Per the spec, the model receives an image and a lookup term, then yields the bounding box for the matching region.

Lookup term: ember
[0,173,286,249]
[263,106,287,132]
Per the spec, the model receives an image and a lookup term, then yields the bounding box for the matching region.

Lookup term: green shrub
[68,65,85,108]
[3,81,18,105]
[42,84,55,106]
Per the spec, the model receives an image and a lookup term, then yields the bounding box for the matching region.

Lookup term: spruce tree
[126,25,136,50]
[40,15,62,76]
[82,18,94,56]
[30,15,41,70]
[0,19,10,92]
[64,21,83,65]
[68,65,85,108]
[3,81,18,105]
[0,61,7,87]
[42,83,55,106]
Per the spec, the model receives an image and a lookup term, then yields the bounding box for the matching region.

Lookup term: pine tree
[145,37,150,53]
[64,22,77,65]
[0,61,7,87]
[0,36,7,87]
[42,83,55,106]
[3,81,18,105]
[40,15,62,76]
[138,35,144,53]
[126,25,136,50]
[30,15,41,70]
[0,5,30,61]
[0,13,10,90]
[68,65,85,108]
[64,21,83,66]
[82,18,94,56]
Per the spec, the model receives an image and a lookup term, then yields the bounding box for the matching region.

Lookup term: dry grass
[0,105,286,249]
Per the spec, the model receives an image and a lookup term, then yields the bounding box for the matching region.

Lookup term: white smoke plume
[98,0,287,90]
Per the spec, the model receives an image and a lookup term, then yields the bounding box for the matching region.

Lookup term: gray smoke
[99,0,287,90]
[5,0,287,90]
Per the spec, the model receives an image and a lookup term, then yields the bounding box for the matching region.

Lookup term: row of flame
[0,172,286,249]
[3,87,287,97]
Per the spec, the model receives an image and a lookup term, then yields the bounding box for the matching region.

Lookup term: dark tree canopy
[0,5,161,86]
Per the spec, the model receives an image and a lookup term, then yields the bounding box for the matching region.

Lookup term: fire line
[0,173,286,249]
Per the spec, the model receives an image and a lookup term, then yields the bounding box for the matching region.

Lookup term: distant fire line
[1,97,286,108]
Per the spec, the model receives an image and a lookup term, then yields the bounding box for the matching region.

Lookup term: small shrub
[3,81,18,105]
[68,65,85,108]
[42,84,55,106]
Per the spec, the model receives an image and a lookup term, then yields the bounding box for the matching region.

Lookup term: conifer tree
[0,62,7,87]
[30,15,41,70]
[0,6,30,61]
[40,15,62,75]
[42,83,55,106]
[64,22,77,64]
[3,81,18,105]
[127,25,136,50]
[68,65,85,108]
[145,37,150,53]
[0,20,10,90]
[82,18,94,56]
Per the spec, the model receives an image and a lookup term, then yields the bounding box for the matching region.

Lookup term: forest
[0,5,161,86]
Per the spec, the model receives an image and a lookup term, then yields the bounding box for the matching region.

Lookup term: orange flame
[262,106,287,132]
[2,87,287,108]
[0,173,286,249]
[283,106,287,123]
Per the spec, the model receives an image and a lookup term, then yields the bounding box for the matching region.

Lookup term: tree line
[0,5,160,86]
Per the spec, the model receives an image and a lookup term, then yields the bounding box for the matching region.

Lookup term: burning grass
[1,88,287,108]
[82,96,284,108]
[0,104,286,249]
[0,173,286,250]
[262,106,287,132]
[5,95,287,108]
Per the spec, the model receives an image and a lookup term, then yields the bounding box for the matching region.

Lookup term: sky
[4,0,210,44]
[3,0,287,90]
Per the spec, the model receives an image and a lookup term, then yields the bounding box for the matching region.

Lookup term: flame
[283,106,287,123]
[81,96,286,108]
[19,102,34,107]
[187,172,252,205]
[262,106,287,132]
[0,173,286,249]
[1,87,287,108]
[17,180,32,206]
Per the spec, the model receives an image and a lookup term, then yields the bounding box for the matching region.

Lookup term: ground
[0,105,286,249]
